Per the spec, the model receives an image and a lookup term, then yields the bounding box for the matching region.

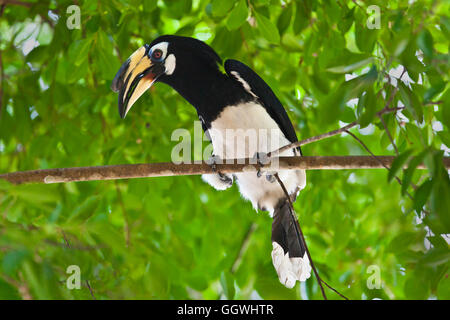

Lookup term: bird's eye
[151,49,163,61]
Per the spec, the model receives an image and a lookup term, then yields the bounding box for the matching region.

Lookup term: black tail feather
[271,199,306,258]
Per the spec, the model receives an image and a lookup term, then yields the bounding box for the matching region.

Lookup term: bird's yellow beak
[111,45,164,119]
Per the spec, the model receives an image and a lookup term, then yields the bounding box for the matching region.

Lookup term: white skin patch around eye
[149,42,176,75]
[150,41,169,60]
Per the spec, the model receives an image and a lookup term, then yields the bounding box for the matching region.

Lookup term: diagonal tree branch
[267,106,404,158]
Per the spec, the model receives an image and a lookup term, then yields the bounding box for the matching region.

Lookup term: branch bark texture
[2,156,449,185]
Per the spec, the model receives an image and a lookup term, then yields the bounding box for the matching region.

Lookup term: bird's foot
[207,155,233,183]
[218,172,233,185]
[203,155,233,190]
[252,152,275,182]
[206,154,223,173]
[265,172,277,183]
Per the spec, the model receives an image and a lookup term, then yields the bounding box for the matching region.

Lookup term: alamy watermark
[366,265,382,289]
[66,265,81,290]
[66,5,81,30]
[367,5,381,29]
[170,121,282,169]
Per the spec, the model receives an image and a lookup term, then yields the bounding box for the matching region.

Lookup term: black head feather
[147,35,253,125]
[149,35,222,70]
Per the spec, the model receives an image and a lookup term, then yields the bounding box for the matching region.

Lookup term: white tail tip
[271,242,312,288]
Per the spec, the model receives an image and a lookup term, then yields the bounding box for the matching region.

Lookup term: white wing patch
[230,71,257,98]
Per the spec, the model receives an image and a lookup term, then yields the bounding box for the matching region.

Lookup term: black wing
[224,59,301,154]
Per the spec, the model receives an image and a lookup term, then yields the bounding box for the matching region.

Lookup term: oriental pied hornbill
[111,35,310,288]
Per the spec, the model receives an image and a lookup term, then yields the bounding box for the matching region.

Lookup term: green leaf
[423,81,445,103]
[226,0,248,31]
[355,19,377,53]
[418,248,450,268]
[0,278,21,300]
[95,31,120,79]
[26,45,49,64]
[142,0,158,12]
[417,29,434,58]
[413,179,433,212]
[388,150,413,183]
[400,38,425,81]
[67,195,101,222]
[340,106,356,123]
[2,250,29,276]
[337,7,354,33]
[326,57,374,74]
[10,185,59,205]
[293,1,310,34]
[437,276,450,300]
[402,150,427,196]
[255,12,280,44]
[276,3,293,35]
[429,156,450,233]
[386,231,425,254]
[399,82,423,123]
[437,131,450,148]
[220,271,235,299]
[68,39,92,66]
[212,0,235,17]
[404,272,430,299]
[357,88,377,128]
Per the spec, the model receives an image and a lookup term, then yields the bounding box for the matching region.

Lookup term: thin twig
[268,122,358,157]
[273,173,328,300]
[424,100,443,105]
[321,278,349,300]
[344,130,415,201]
[268,106,405,158]
[60,229,96,300]
[273,173,349,300]
[378,114,399,155]
[344,131,390,171]
[85,280,96,300]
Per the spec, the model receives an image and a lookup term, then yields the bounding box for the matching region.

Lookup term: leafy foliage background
[0,0,449,300]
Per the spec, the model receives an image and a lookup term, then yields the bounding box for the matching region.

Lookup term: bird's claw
[266,173,276,183]
[252,152,271,179]
[205,155,233,188]
[253,152,270,166]
[206,155,222,173]
[218,172,233,185]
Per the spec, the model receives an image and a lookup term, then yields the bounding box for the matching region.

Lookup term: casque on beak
[111,44,165,119]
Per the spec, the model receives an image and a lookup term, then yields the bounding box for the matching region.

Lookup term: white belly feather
[207,102,306,213]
